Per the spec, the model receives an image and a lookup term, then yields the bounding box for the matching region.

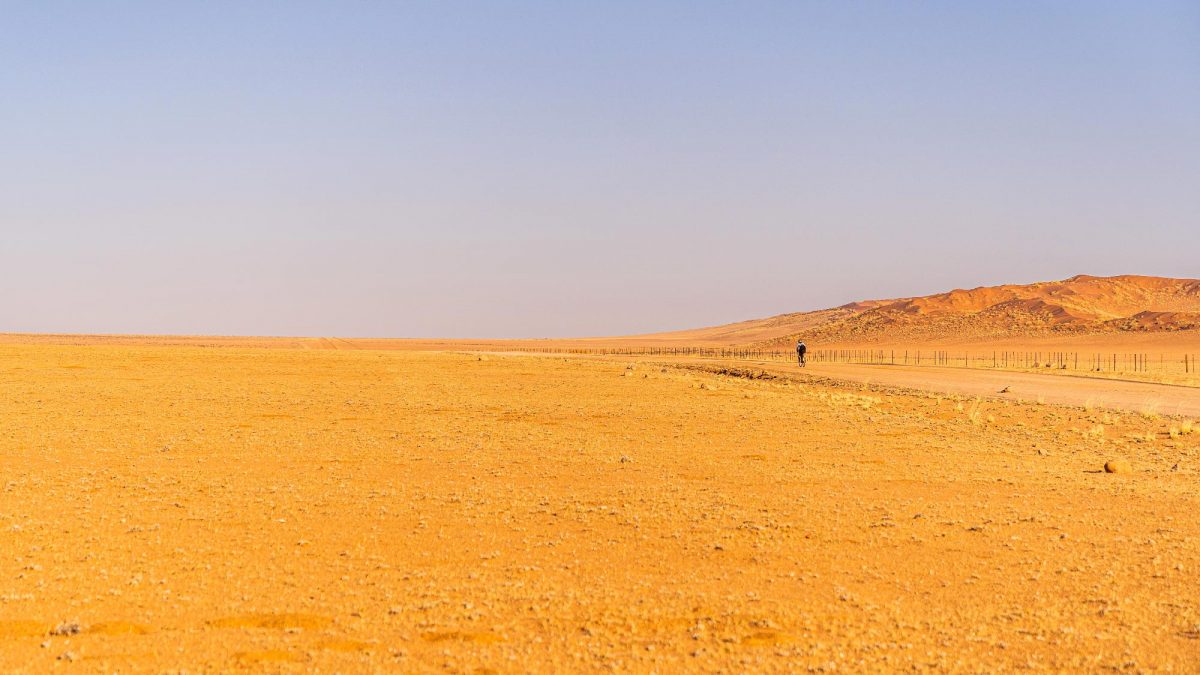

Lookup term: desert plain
[2,328,1200,672]
[4,276,1200,672]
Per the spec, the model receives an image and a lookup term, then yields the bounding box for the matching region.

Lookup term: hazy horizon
[2,271,1197,341]
[4,2,1198,338]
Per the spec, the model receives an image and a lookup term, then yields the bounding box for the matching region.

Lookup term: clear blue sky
[3,2,1197,337]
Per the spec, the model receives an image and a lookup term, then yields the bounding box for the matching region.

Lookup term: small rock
[1104,459,1132,474]
[50,622,81,636]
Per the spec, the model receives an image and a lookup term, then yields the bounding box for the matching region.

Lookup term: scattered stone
[50,622,81,636]
[1104,459,1132,474]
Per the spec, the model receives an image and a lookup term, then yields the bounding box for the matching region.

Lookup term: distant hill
[656,275,1200,346]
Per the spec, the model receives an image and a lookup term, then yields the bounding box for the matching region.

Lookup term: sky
[2,1,1198,338]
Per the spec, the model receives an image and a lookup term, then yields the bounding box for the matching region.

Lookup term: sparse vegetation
[966,398,984,425]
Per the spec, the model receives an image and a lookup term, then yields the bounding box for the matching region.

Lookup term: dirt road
[694,360,1200,418]
[596,354,1200,418]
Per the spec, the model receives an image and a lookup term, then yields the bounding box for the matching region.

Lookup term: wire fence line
[492,346,1200,377]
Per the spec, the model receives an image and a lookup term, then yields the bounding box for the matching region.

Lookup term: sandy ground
[3,342,1200,672]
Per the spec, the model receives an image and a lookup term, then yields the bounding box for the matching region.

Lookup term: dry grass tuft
[1140,400,1161,420]
[966,398,984,425]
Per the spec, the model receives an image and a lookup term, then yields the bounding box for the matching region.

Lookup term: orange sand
[3,340,1200,671]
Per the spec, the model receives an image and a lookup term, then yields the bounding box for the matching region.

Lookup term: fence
[495,346,1200,378]
[806,349,1195,375]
